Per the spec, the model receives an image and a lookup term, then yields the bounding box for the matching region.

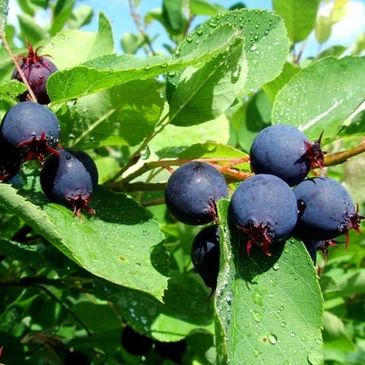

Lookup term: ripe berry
[191,225,220,290]
[250,125,324,186]
[120,325,153,356]
[155,339,187,363]
[293,177,362,245]
[40,149,98,215]
[229,174,298,256]
[12,44,58,104]
[0,137,21,182]
[0,101,60,162]
[165,162,228,225]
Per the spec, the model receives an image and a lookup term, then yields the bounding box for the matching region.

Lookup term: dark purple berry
[165,162,228,225]
[229,174,298,256]
[154,339,187,363]
[191,225,220,290]
[0,101,60,162]
[64,351,90,365]
[12,44,58,104]
[0,137,21,182]
[293,177,362,246]
[250,125,324,186]
[120,325,153,356]
[40,149,98,215]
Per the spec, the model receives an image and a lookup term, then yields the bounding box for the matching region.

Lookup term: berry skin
[293,177,362,245]
[228,174,298,256]
[250,125,324,186]
[154,339,187,363]
[165,162,228,225]
[12,44,58,104]
[0,101,60,162]
[40,149,98,215]
[120,326,153,356]
[191,225,220,290]
[0,137,21,182]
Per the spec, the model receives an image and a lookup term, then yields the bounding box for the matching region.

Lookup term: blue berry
[250,125,324,186]
[165,162,228,225]
[191,225,220,290]
[229,174,298,256]
[40,149,98,215]
[293,177,362,245]
[12,45,58,104]
[0,101,60,162]
[0,137,21,182]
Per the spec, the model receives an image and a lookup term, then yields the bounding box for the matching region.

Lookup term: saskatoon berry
[191,225,220,290]
[0,137,21,182]
[0,101,60,162]
[64,351,90,365]
[250,125,324,186]
[165,162,228,225]
[120,325,153,356]
[302,239,337,264]
[40,149,98,215]
[154,339,187,363]
[229,174,298,256]
[12,44,58,104]
[293,177,362,245]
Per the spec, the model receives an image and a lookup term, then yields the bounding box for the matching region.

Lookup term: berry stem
[0,31,38,103]
[324,141,365,166]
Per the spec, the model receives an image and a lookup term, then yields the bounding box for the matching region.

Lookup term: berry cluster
[164,125,363,289]
[1,52,98,215]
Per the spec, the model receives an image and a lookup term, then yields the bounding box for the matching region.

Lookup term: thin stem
[33,284,93,336]
[0,31,38,103]
[295,41,307,65]
[128,0,156,56]
[324,141,365,166]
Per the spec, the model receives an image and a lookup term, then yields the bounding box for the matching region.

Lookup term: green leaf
[263,62,300,103]
[162,0,186,34]
[50,0,76,35]
[339,110,365,138]
[317,45,347,59]
[68,5,93,29]
[121,32,144,54]
[47,29,239,104]
[0,80,26,103]
[60,79,164,149]
[106,273,214,341]
[150,114,230,157]
[215,200,324,365]
[0,0,9,30]
[272,57,365,140]
[0,184,168,300]
[42,12,114,71]
[169,37,247,126]
[17,13,45,44]
[175,9,289,94]
[189,0,225,16]
[273,0,320,43]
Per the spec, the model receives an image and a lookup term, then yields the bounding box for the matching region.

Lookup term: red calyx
[343,205,364,248]
[303,131,326,171]
[67,193,95,217]
[238,222,273,256]
[17,132,59,163]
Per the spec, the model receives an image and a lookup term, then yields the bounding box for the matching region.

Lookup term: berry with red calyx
[12,44,58,104]
[250,125,325,186]
[40,149,98,215]
[293,177,363,247]
[228,174,298,256]
[0,101,60,162]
